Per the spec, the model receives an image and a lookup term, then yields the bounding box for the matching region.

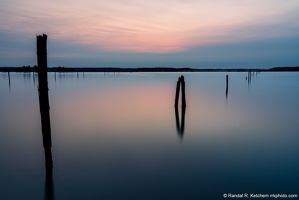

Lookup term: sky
[0,0,299,68]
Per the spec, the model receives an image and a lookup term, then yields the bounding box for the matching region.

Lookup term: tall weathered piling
[37,34,53,170]
[181,75,186,108]
[174,75,186,108]
[174,77,181,107]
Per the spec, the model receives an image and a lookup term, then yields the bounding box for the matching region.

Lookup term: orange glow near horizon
[52,83,175,135]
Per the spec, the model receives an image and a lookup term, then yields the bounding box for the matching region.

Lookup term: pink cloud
[1,0,299,53]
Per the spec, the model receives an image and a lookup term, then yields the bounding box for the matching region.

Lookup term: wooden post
[37,34,53,169]
[8,72,11,90]
[226,75,228,98]
[181,75,186,108]
[174,77,181,107]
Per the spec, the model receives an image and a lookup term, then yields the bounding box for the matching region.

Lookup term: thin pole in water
[8,71,11,90]
[181,75,186,108]
[174,77,181,107]
[226,75,228,99]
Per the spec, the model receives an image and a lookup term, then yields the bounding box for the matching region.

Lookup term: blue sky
[1,0,299,68]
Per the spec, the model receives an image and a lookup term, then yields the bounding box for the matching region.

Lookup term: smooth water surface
[1,72,299,199]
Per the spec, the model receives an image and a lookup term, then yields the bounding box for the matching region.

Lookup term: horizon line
[1,66,299,73]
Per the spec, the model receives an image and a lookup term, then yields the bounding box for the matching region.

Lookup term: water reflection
[247,71,253,88]
[33,72,36,85]
[1,72,299,199]
[175,106,186,138]
[246,71,260,89]
[38,73,54,200]
[57,72,78,80]
[23,72,32,85]
[38,76,54,200]
[45,150,54,200]
[174,75,187,138]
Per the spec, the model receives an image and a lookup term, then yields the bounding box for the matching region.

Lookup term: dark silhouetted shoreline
[0,66,299,73]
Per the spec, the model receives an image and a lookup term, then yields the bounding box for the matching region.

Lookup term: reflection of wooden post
[181,106,186,134]
[174,75,187,138]
[37,34,53,169]
[45,171,54,200]
[175,105,186,138]
[175,106,180,132]
[226,75,228,86]
[33,71,35,85]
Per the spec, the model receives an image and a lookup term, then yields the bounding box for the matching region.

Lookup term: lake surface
[0,72,299,200]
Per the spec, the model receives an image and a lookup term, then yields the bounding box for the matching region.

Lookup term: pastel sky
[1,0,299,68]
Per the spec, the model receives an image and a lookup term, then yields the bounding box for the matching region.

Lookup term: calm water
[0,72,299,200]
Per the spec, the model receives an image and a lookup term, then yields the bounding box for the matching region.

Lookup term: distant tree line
[55,66,75,72]
[15,65,37,72]
[1,66,299,73]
